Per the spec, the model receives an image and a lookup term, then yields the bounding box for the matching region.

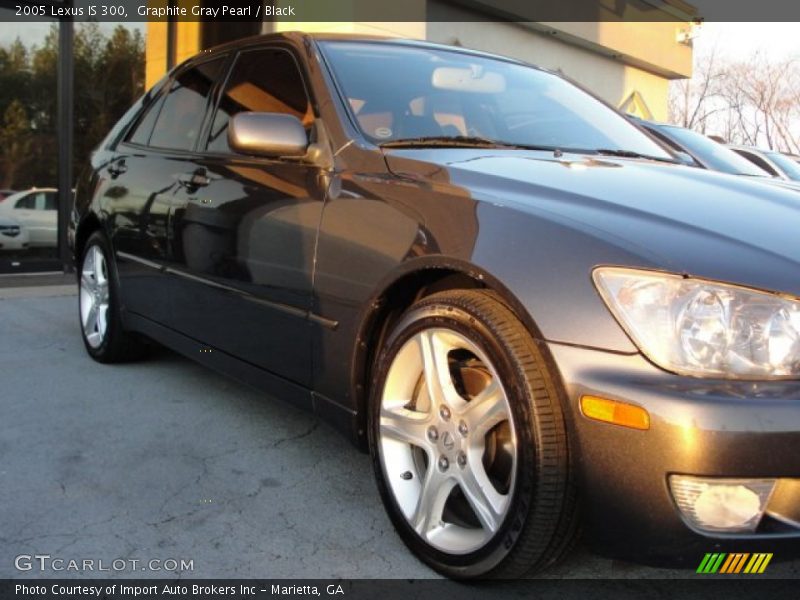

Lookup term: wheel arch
[350,258,553,448]
[74,211,103,266]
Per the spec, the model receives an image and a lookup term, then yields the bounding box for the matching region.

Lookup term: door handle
[178,169,211,189]
[108,160,127,178]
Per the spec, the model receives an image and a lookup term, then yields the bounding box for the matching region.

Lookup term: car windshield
[319,41,673,160]
[658,125,770,177]
[764,151,800,181]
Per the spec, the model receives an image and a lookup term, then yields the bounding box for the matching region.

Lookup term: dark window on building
[206,49,312,154]
[149,58,225,151]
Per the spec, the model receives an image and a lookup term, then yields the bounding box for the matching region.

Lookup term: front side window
[206,48,312,153]
[319,41,673,159]
[147,58,225,151]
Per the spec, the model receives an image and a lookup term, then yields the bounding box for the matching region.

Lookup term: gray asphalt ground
[0,289,797,581]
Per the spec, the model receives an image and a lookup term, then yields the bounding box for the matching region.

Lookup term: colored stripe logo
[697,553,773,574]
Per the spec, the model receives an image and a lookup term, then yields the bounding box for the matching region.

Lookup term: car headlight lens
[593,267,800,379]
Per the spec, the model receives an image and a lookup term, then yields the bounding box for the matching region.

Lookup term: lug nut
[439,406,451,421]
[458,420,468,436]
[427,426,439,442]
[457,451,467,468]
[438,455,449,471]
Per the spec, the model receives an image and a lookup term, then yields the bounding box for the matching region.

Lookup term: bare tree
[669,44,724,131]
[671,49,800,154]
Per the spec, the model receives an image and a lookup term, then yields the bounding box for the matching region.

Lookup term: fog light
[670,475,775,533]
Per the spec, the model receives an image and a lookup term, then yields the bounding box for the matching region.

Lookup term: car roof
[3,188,57,201]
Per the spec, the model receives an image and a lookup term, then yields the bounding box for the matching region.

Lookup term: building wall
[426,20,673,119]
[424,1,692,121]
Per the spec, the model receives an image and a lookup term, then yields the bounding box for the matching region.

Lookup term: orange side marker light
[580,395,650,430]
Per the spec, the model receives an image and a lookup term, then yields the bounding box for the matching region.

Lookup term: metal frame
[57,7,73,272]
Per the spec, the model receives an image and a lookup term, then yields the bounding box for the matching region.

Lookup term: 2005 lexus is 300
[70,33,800,578]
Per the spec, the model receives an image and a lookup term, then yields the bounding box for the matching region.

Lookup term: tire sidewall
[368,299,545,578]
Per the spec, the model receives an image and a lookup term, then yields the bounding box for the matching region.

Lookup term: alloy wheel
[378,327,518,555]
[80,244,110,349]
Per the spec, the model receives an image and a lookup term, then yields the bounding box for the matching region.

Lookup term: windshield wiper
[380,135,513,149]
[380,136,572,154]
[593,148,678,163]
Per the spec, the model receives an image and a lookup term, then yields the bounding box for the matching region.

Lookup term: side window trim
[198,45,316,158]
[120,80,170,149]
[124,54,230,154]
[195,52,237,155]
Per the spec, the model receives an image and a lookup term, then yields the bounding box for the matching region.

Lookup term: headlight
[593,267,800,379]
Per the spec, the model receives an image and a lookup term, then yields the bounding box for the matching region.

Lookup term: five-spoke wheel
[369,290,575,578]
[379,327,517,554]
[80,244,110,349]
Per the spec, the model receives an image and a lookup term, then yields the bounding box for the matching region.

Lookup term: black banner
[0,0,800,23]
[2,579,800,600]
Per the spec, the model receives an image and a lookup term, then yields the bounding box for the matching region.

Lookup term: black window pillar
[57,14,74,272]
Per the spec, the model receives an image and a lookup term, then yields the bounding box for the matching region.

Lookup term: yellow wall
[271,21,426,39]
[544,21,693,79]
[145,21,167,89]
[144,0,202,89]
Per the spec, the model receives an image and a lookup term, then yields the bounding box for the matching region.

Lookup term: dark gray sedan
[70,33,800,579]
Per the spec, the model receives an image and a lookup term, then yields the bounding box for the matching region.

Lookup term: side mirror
[228,112,308,158]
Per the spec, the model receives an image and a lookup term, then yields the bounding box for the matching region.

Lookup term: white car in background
[0,188,58,247]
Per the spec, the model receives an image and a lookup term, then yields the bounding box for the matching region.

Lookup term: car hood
[384,149,800,296]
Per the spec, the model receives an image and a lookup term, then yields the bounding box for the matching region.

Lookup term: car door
[11,192,37,240]
[166,46,324,386]
[41,191,58,247]
[103,57,228,323]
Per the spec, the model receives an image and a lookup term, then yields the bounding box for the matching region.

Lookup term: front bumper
[549,343,800,566]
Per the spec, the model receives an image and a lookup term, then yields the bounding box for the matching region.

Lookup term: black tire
[368,289,577,579]
[78,231,148,363]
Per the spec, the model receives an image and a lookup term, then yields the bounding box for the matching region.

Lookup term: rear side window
[127,94,165,146]
[44,193,58,210]
[206,48,312,154]
[15,194,35,209]
[147,58,226,151]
